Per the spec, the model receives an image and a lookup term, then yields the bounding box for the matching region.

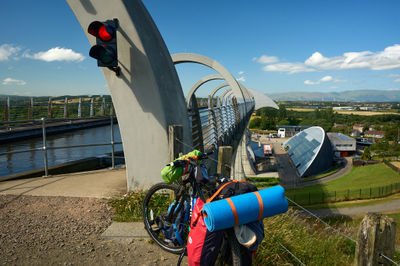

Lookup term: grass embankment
[109,190,400,264]
[109,192,145,222]
[301,166,340,182]
[287,163,400,205]
[246,177,280,187]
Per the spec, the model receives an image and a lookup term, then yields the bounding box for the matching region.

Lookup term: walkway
[0,167,127,198]
[298,157,353,187]
[311,198,400,217]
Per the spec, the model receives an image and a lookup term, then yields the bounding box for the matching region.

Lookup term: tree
[361,147,372,160]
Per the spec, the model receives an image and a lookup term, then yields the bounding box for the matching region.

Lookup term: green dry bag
[161,150,203,184]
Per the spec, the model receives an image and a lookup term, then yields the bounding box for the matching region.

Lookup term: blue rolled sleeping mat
[202,185,288,232]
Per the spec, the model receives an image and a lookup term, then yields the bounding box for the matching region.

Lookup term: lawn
[286,163,400,205]
[291,163,400,194]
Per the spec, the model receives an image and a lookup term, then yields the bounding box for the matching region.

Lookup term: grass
[290,164,400,194]
[255,209,356,265]
[109,191,146,222]
[287,163,400,205]
[301,166,340,182]
[255,208,400,265]
[246,177,280,188]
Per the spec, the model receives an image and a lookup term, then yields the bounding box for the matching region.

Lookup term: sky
[0,0,400,97]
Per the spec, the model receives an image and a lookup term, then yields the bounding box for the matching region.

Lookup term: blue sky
[0,0,399,97]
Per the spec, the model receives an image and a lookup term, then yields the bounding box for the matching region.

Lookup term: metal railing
[189,100,254,151]
[0,116,122,177]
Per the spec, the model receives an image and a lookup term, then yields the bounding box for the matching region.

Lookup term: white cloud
[254,55,279,64]
[304,45,400,71]
[2,78,26,86]
[24,47,85,62]
[304,75,344,85]
[238,71,245,75]
[0,44,21,61]
[256,44,400,74]
[263,62,315,74]
[237,77,246,82]
[394,78,400,83]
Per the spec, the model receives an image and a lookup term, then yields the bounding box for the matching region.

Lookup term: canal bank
[0,117,116,143]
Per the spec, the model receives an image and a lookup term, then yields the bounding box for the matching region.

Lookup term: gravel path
[0,195,186,266]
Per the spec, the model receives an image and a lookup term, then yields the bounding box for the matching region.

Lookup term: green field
[287,163,400,205]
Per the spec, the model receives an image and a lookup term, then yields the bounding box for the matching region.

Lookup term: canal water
[0,125,123,178]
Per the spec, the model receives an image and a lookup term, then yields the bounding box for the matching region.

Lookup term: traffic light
[88,19,120,75]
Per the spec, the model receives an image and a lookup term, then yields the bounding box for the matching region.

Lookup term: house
[364,130,385,139]
[353,124,364,133]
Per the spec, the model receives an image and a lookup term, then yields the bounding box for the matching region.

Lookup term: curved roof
[283,126,326,177]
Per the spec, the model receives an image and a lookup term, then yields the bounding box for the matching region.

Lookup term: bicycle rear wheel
[215,228,242,266]
[142,182,190,254]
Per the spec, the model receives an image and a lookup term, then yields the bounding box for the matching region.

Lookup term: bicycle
[142,150,243,265]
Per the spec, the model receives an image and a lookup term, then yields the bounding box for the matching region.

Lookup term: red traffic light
[88,21,115,42]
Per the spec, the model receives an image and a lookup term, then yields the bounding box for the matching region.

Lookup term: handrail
[0,116,121,177]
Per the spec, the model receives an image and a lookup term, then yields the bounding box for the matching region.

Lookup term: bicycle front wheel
[142,182,189,254]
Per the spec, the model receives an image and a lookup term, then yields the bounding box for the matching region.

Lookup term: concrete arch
[221,88,233,105]
[186,74,224,109]
[208,82,229,108]
[67,0,192,190]
[171,53,249,111]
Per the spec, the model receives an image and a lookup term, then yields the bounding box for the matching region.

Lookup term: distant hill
[267,90,400,102]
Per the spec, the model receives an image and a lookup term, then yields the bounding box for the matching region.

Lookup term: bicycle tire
[142,182,189,254]
[215,228,242,266]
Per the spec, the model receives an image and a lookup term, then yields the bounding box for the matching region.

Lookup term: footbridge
[66,0,277,190]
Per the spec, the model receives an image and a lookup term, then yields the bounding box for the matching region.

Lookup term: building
[327,132,356,157]
[353,124,364,133]
[333,106,355,111]
[276,125,310,138]
[283,126,333,178]
[364,130,385,139]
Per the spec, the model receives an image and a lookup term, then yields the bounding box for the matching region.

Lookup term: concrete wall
[66,0,191,190]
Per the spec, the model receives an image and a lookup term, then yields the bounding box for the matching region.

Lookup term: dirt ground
[0,195,186,266]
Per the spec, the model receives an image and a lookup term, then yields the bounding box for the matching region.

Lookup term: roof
[283,126,325,177]
[327,132,354,141]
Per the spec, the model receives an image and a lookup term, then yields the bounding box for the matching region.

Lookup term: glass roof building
[283,126,333,178]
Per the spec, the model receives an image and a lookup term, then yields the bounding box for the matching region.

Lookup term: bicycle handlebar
[166,150,214,167]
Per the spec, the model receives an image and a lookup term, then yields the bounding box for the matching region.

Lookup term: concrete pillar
[78,98,82,118]
[90,97,94,117]
[66,0,192,189]
[63,96,68,118]
[47,97,52,119]
[28,97,33,120]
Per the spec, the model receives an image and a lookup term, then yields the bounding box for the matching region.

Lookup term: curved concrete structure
[247,88,279,110]
[172,53,250,111]
[208,83,229,108]
[66,0,192,190]
[186,74,224,108]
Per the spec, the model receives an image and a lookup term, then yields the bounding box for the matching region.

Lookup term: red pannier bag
[187,198,223,266]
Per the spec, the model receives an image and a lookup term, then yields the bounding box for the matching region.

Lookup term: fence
[0,116,122,177]
[383,159,400,173]
[286,182,400,205]
[1,96,114,121]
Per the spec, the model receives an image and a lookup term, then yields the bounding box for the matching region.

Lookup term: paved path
[298,157,353,187]
[0,167,127,198]
[310,198,400,217]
